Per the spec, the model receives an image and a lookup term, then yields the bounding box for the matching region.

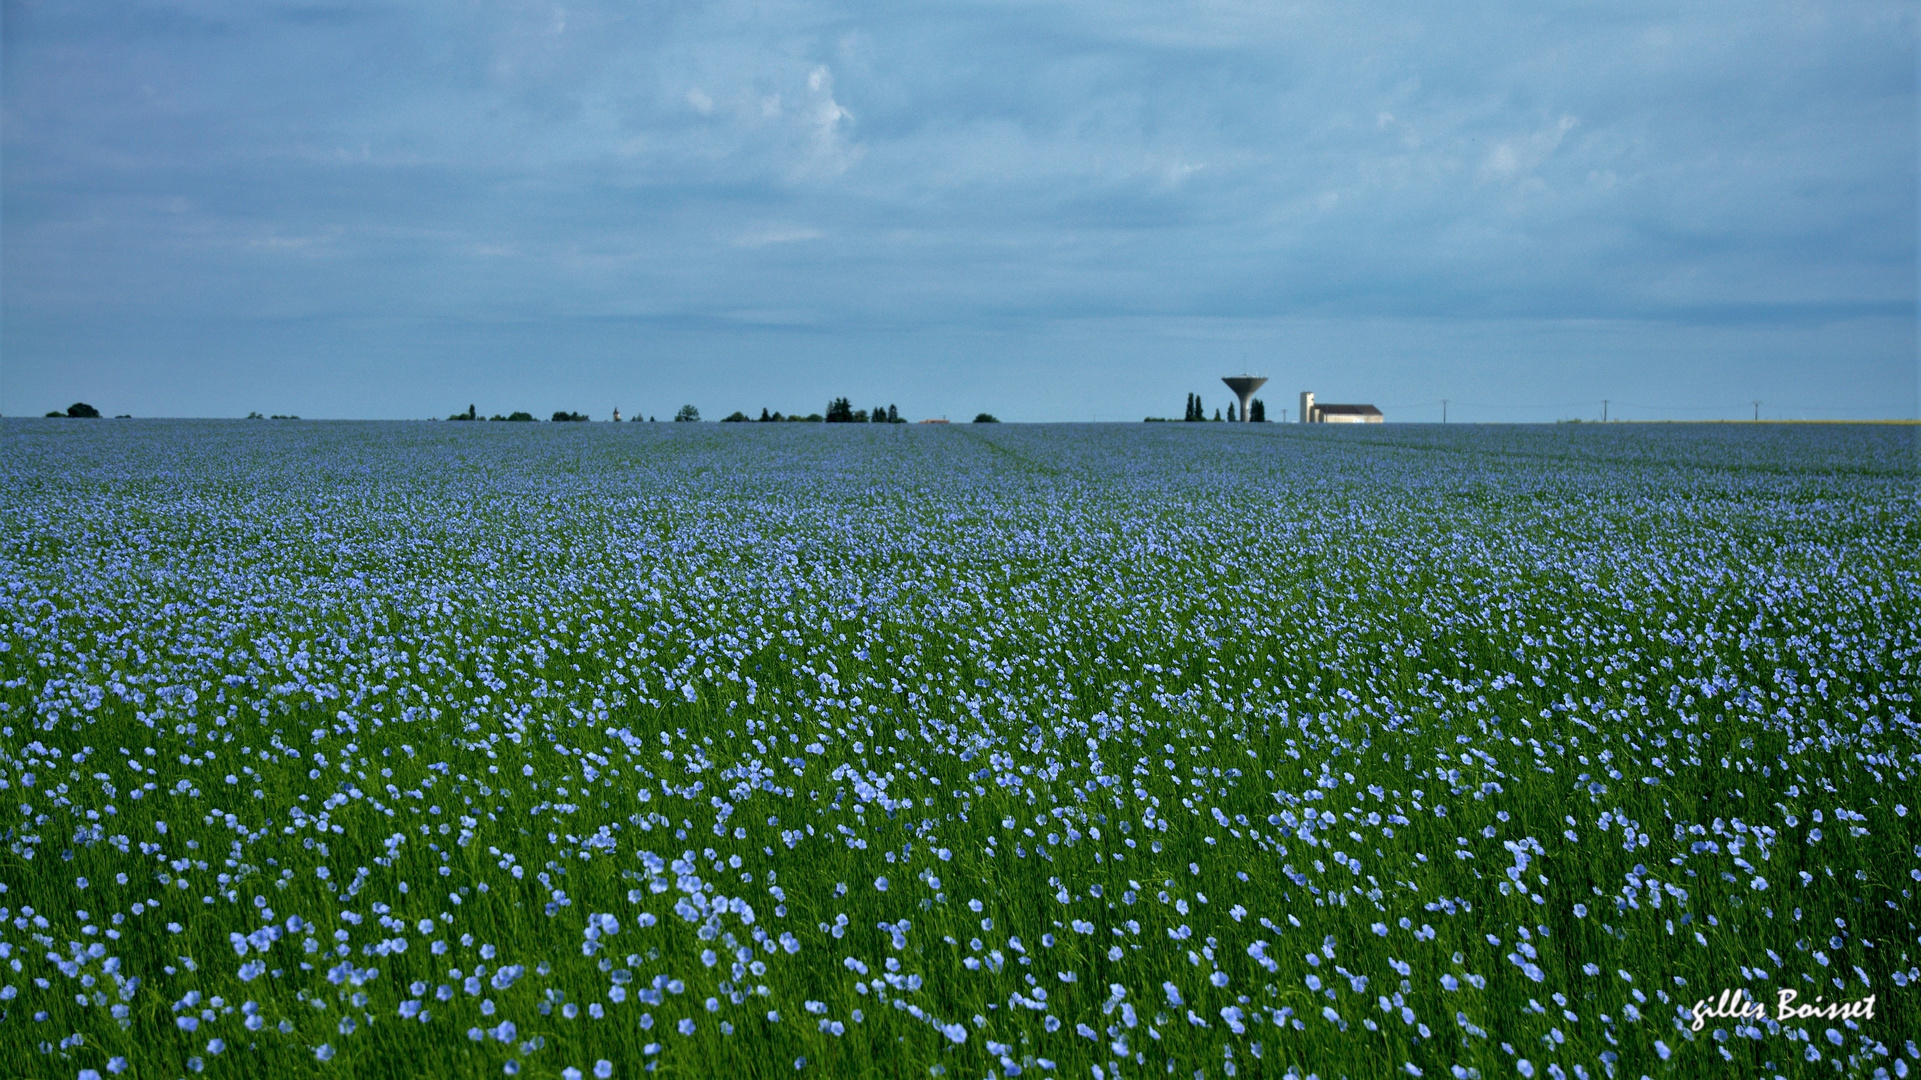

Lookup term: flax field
[2,419,1917,1080]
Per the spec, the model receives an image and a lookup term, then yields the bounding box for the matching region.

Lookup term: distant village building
[1298,392,1383,424]
[1312,404,1384,423]
[613,407,622,422]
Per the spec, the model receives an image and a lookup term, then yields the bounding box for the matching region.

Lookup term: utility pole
[1603,399,1609,423]
[1752,400,1761,422]
[1442,399,1448,424]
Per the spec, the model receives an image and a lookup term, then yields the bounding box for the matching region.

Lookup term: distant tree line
[36,396,1260,425]
[720,400,906,424]
[724,410,822,422]
[724,410,811,422]
[826,398,903,423]
[441,404,571,421]
[420,401,997,424]
[1167,393,1266,422]
[43,403,131,417]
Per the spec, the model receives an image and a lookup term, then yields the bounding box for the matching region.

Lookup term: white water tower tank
[1221,375,1267,422]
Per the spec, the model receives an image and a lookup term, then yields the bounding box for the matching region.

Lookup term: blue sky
[3,0,1914,422]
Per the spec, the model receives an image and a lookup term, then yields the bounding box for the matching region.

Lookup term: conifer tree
[1228,402,1238,422]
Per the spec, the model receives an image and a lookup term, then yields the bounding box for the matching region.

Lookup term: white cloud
[1483,142,1521,179]
[800,65,859,175]
[732,226,825,248]
[1481,116,1578,184]
[1155,158,1205,189]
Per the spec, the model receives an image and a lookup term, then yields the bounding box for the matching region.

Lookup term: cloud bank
[3,0,1913,419]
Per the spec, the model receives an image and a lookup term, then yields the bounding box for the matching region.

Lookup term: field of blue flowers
[2,419,1916,1080]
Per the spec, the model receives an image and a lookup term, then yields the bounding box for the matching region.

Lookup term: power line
[1278,396,1914,421]
[1440,399,1605,410]
[1609,401,1748,413]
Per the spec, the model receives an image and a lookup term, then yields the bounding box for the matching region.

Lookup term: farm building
[1298,392,1383,424]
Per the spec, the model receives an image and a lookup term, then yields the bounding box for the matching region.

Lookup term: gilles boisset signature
[1690,987,1877,1031]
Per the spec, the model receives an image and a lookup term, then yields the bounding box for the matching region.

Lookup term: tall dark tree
[1228,402,1238,422]
[887,404,900,423]
[759,407,772,421]
[1250,398,1266,422]
[824,397,855,423]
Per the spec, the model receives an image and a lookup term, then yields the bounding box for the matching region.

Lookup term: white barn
[1299,392,1384,424]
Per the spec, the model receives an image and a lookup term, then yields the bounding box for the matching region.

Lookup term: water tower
[1222,375,1267,422]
